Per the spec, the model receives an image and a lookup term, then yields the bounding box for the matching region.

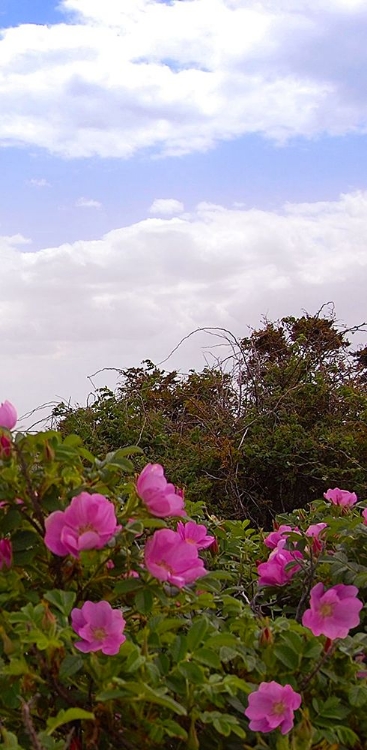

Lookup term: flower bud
[0,400,17,430]
[0,435,12,459]
[209,537,219,556]
[0,539,12,569]
[259,625,274,646]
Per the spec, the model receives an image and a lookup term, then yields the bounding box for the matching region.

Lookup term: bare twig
[21,697,45,750]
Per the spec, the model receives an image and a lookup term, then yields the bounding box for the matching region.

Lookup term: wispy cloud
[28,178,51,188]
[75,197,102,209]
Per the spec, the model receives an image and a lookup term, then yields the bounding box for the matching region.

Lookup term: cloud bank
[1,0,367,158]
[1,191,366,423]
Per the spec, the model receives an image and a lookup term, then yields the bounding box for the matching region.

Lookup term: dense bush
[1,402,367,749]
[54,313,367,524]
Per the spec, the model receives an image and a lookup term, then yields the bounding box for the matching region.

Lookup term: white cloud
[0,233,32,246]
[149,198,184,215]
[75,197,102,208]
[1,191,367,423]
[0,0,366,158]
[28,178,51,188]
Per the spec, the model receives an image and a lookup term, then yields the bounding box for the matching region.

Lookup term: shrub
[1,405,367,748]
[54,313,367,523]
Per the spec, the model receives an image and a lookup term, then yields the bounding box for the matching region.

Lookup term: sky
[1,0,367,428]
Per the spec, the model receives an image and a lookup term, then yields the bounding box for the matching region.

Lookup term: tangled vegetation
[54,312,367,524]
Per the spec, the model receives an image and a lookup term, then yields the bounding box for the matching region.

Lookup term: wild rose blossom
[257,546,303,587]
[177,520,215,549]
[71,600,126,655]
[245,681,301,735]
[0,401,17,430]
[136,463,186,517]
[0,539,12,569]
[323,488,358,507]
[0,498,24,509]
[144,528,207,588]
[264,525,298,549]
[305,522,328,554]
[302,582,363,639]
[44,492,120,558]
[362,508,367,525]
[306,523,327,538]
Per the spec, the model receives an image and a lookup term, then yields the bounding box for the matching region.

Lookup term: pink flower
[264,525,298,549]
[257,546,303,587]
[71,600,126,655]
[305,523,328,554]
[144,528,207,588]
[306,523,327,538]
[0,539,12,569]
[245,681,301,735]
[323,488,358,507]
[362,508,367,525]
[177,521,215,549]
[0,498,24,509]
[302,582,363,639]
[136,464,185,518]
[0,401,17,430]
[44,492,120,558]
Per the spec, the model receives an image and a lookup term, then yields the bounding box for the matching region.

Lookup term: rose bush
[0,404,367,749]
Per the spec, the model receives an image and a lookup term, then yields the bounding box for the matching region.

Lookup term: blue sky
[1,0,367,425]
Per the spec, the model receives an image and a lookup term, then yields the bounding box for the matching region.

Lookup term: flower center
[79,523,94,534]
[320,602,334,617]
[92,627,106,641]
[159,560,174,574]
[272,700,285,716]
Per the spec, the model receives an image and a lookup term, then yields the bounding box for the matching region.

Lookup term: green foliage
[54,313,367,524]
[1,416,367,747]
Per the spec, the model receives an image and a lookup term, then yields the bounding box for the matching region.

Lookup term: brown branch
[21,697,45,750]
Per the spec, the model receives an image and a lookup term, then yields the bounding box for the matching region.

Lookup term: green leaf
[11,530,40,552]
[318,697,349,720]
[0,729,24,749]
[205,633,239,650]
[178,662,204,684]
[170,635,188,662]
[334,726,359,746]
[63,434,83,447]
[274,644,300,670]
[134,589,154,615]
[114,446,144,457]
[44,590,77,616]
[59,654,84,680]
[282,630,303,654]
[162,720,188,741]
[124,648,146,674]
[142,518,168,530]
[0,507,22,533]
[103,451,134,472]
[113,578,142,594]
[194,648,221,669]
[219,646,238,662]
[112,680,188,716]
[78,447,96,463]
[303,640,323,659]
[187,618,209,651]
[46,708,95,735]
[348,684,367,707]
